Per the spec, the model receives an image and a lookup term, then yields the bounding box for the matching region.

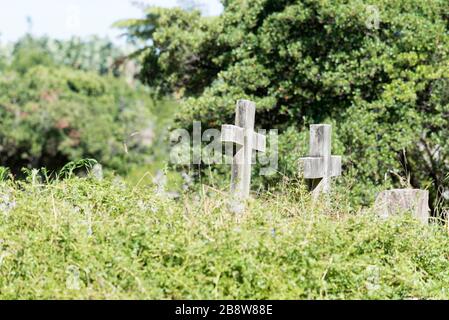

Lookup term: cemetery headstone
[91,163,103,181]
[152,170,180,199]
[374,189,430,224]
[221,100,266,200]
[299,124,341,198]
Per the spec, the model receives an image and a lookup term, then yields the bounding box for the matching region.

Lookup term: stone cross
[300,124,341,197]
[221,100,266,200]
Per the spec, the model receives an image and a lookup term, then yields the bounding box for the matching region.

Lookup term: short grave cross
[221,100,266,200]
[300,124,341,197]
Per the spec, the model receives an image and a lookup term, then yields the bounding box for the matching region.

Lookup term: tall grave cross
[300,124,342,197]
[221,100,266,200]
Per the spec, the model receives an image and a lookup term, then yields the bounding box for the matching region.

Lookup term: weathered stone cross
[300,124,341,197]
[221,100,266,200]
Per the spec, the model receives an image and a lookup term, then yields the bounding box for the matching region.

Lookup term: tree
[9,35,131,76]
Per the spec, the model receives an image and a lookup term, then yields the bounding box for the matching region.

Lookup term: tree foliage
[4,35,131,76]
[0,36,155,175]
[120,0,449,208]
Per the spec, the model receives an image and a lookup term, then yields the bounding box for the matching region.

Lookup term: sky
[0,0,223,44]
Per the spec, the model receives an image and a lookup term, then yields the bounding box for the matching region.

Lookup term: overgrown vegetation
[0,175,449,299]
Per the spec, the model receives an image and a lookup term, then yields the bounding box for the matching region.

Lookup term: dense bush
[1,176,449,299]
[0,65,154,174]
[119,0,449,209]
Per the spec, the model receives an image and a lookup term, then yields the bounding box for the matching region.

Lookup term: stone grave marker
[221,100,266,200]
[374,189,429,224]
[300,124,342,198]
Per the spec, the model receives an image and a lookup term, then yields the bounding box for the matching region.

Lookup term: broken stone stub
[374,189,430,224]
